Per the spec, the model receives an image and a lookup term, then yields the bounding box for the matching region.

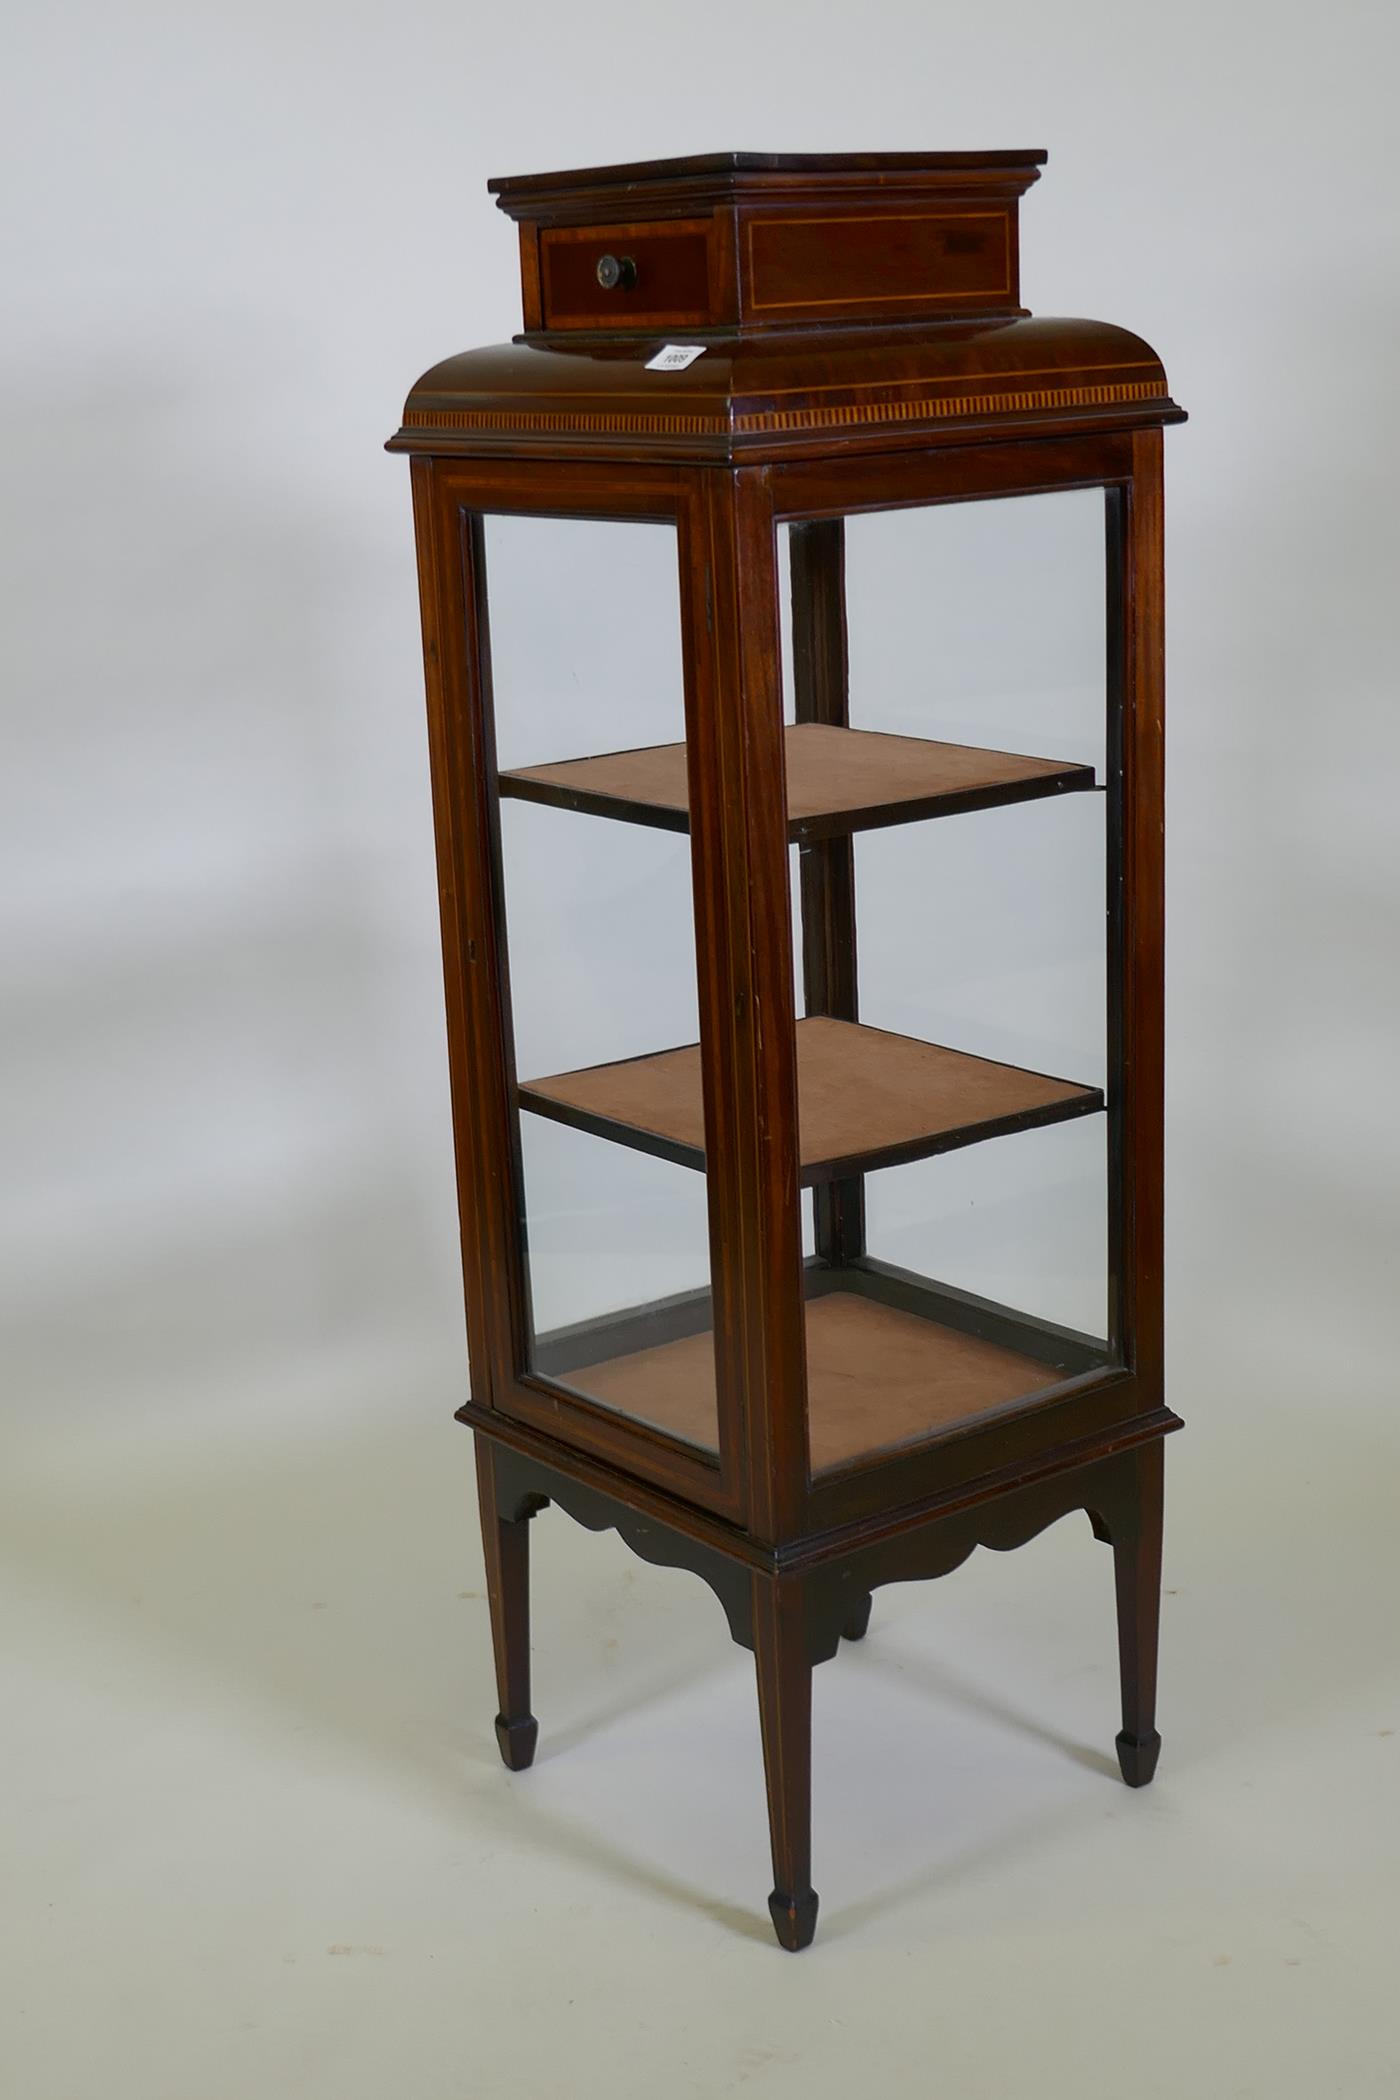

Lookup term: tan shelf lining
[521,1014,1101,1183]
[555,1288,1066,1473]
[502,721,1093,836]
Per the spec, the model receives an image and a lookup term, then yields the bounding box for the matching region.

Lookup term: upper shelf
[520,1015,1102,1185]
[500,722,1094,842]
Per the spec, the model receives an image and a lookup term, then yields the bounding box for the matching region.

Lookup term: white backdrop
[4,5,1399,2096]
[5,2,1397,1450]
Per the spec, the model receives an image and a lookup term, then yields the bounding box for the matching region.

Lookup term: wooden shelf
[549,1284,1075,1474]
[519,1014,1102,1184]
[500,722,1094,842]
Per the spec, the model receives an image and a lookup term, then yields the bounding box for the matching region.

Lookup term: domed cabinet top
[389,150,1183,463]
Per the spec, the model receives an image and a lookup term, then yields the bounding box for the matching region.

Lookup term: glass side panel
[485,514,720,1459]
[777,490,1113,1478]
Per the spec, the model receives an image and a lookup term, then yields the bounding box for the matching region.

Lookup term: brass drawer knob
[595,253,637,291]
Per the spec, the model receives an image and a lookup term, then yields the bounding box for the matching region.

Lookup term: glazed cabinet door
[758,432,1163,1531]
[411,459,761,1523]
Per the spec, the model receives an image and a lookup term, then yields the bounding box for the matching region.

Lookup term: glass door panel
[485,513,720,1460]
[776,490,1113,1477]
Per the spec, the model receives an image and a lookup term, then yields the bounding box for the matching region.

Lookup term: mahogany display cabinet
[389,150,1185,1950]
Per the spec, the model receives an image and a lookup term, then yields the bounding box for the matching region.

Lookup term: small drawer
[539,218,717,331]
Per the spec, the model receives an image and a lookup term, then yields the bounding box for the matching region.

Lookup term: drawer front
[742,208,1016,322]
[539,218,717,331]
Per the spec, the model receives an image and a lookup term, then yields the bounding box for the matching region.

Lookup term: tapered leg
[753,1573,818,1951]
[841,1592,873,1642]
[1112,1441,1164,1787]
[474,1436,538,1771]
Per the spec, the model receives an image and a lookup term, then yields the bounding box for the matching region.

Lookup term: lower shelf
[537,1270,1107,1475]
